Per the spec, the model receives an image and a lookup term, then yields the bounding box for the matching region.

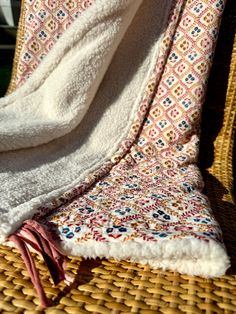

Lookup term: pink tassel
[8,220,73,308]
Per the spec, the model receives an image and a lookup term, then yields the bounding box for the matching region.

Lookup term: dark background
[0,27,15,96]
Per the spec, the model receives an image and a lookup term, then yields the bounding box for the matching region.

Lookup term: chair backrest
[199,0,236,204]
[198,0,236,269]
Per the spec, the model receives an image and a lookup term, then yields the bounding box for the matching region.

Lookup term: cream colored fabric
[0,0,173,241]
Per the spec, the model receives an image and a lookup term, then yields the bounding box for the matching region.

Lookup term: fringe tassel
[8,220,73,308]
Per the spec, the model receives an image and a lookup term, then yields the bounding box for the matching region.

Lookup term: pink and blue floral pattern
[35,0,226,250]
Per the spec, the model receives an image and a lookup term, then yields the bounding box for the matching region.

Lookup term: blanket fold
[0,0,173,242]
[0,0,143,151]
[0,0,231,308]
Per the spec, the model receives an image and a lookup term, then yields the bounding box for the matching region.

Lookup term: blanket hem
[60,237,230,277]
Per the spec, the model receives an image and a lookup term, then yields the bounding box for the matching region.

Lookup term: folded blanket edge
[6,235,230,278]
[60,237,230,278]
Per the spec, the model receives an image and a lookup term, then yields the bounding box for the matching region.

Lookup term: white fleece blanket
[0,0,230,277]
[0,0,171,240]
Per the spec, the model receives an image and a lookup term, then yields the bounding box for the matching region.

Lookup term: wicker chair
[0,0,235,313]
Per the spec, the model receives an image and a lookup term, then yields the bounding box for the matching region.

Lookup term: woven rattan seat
[0,0,235,312]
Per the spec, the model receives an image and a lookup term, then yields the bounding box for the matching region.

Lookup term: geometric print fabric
[35,0,227,251]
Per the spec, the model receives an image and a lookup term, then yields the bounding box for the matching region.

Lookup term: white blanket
[0,0,230,278]
[0,0,172,241]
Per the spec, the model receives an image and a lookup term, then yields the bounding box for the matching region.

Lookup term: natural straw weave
[1,1,236,313]
[6,0,26,95]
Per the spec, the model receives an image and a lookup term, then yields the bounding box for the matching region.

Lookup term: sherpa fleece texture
[0,0,143,151]
[0,0,171,240]
[0,0,230,278]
